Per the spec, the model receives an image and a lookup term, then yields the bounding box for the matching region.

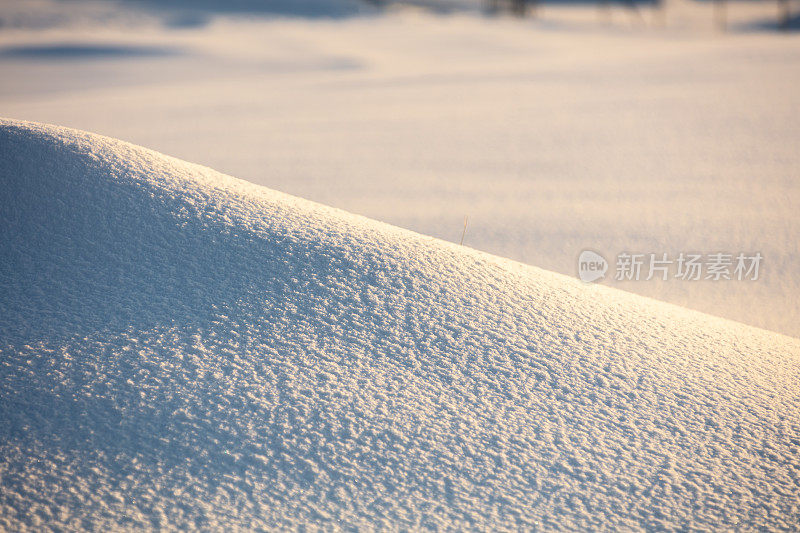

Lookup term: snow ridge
[1,118,798,530]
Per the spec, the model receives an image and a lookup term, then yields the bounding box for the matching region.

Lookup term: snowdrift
[1,118,798,530]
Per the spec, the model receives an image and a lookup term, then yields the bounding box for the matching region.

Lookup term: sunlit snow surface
[1,119,799,530]
[1,0,798,337]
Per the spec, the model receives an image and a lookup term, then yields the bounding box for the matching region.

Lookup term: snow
[1,118,799,530]
[1,0,798,337]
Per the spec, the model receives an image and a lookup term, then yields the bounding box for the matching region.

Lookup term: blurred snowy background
[1,0,798,336]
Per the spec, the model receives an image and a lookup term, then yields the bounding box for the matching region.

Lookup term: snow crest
[1,119,799,530]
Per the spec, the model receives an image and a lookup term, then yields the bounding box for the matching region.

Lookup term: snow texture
[2,3,798,337]
[1,119,799,530]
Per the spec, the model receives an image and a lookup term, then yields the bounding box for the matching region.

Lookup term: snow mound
[1,118,799,530]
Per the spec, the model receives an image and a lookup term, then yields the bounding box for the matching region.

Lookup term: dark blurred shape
[486,0,532,16]
[93,0,366,23]
[484,0,659,18]
[778,0,793,29]
[0,43,181,60]
[741,8,799,30]
[692,0,795,32]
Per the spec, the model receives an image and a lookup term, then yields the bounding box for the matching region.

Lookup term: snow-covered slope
[1,119,798,530]
[4,5,799,337]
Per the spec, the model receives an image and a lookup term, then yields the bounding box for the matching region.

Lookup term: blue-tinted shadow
[0,43,182,60]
